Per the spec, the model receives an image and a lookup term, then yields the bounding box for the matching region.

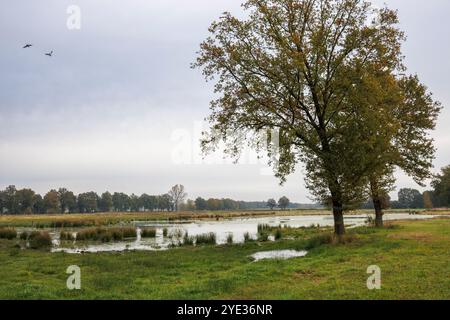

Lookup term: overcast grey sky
[0,0,449,202]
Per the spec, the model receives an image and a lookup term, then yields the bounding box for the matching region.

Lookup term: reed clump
[0,227,17,240]
[76,227,137,242]
[60,231,75,241]
[195,232,216,245]
[226,233,234,245]
[183,232,195,246]
[29,231,52,249]
[257,224,271,233]
[140,228,157,238]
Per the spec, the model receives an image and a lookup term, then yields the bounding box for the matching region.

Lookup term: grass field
[1,218,449,299]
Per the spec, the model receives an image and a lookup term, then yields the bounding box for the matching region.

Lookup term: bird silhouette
[45,51,53,57]
[23,44,32,49]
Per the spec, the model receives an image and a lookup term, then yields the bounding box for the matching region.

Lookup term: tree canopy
[194,0,440,234]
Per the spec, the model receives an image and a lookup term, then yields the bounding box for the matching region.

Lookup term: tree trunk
[373,198,384,228]
[332,200,346,236]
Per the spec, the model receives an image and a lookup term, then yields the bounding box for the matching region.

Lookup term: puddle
[250,250,308,262]
[52,242,169,254]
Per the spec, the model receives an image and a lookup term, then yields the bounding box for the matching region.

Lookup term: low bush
[29,231,52,249]
[243,232,252,243]
[163,228,168,237]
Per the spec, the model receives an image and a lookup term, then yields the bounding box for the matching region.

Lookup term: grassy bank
[0,218,449,299]
[0,208,445,228]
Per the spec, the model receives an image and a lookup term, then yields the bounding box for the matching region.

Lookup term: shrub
[195,233,216,245]
[29,231,52,249]
[163,228,168,237]
[0,228,17,240]
[141,228,157,238]
[243,232,252,242]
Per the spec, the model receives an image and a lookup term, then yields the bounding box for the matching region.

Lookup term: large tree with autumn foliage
[194,0,440,235]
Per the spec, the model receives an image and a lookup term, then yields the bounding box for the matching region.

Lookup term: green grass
[0,219,450,299]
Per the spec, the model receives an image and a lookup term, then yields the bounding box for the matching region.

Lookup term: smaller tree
[180,199,196,211]
[16,188,36,214]
[278,197,290,211]
[159,194,173,211]
[112,192,130,212]
[398,188,423,209]
[4,185,18,214]
[58,188,77,213]
[168,185,187,212]
[33,194,45,214]
[77,192,99,213]
[99,192,113,212]
[431,165,450,208]
[195,197,207,211]
[44,190,60,214]
[129,194,140,212]
[267,199,277,210]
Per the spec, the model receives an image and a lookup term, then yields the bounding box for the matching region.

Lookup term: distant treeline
[362,185,450,210]
[0,185,316,215]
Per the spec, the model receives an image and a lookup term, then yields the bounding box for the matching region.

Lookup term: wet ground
[39,213,437,254]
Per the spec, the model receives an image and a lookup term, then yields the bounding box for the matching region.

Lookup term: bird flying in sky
[23,44,32,49]
[45,51,53,57]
